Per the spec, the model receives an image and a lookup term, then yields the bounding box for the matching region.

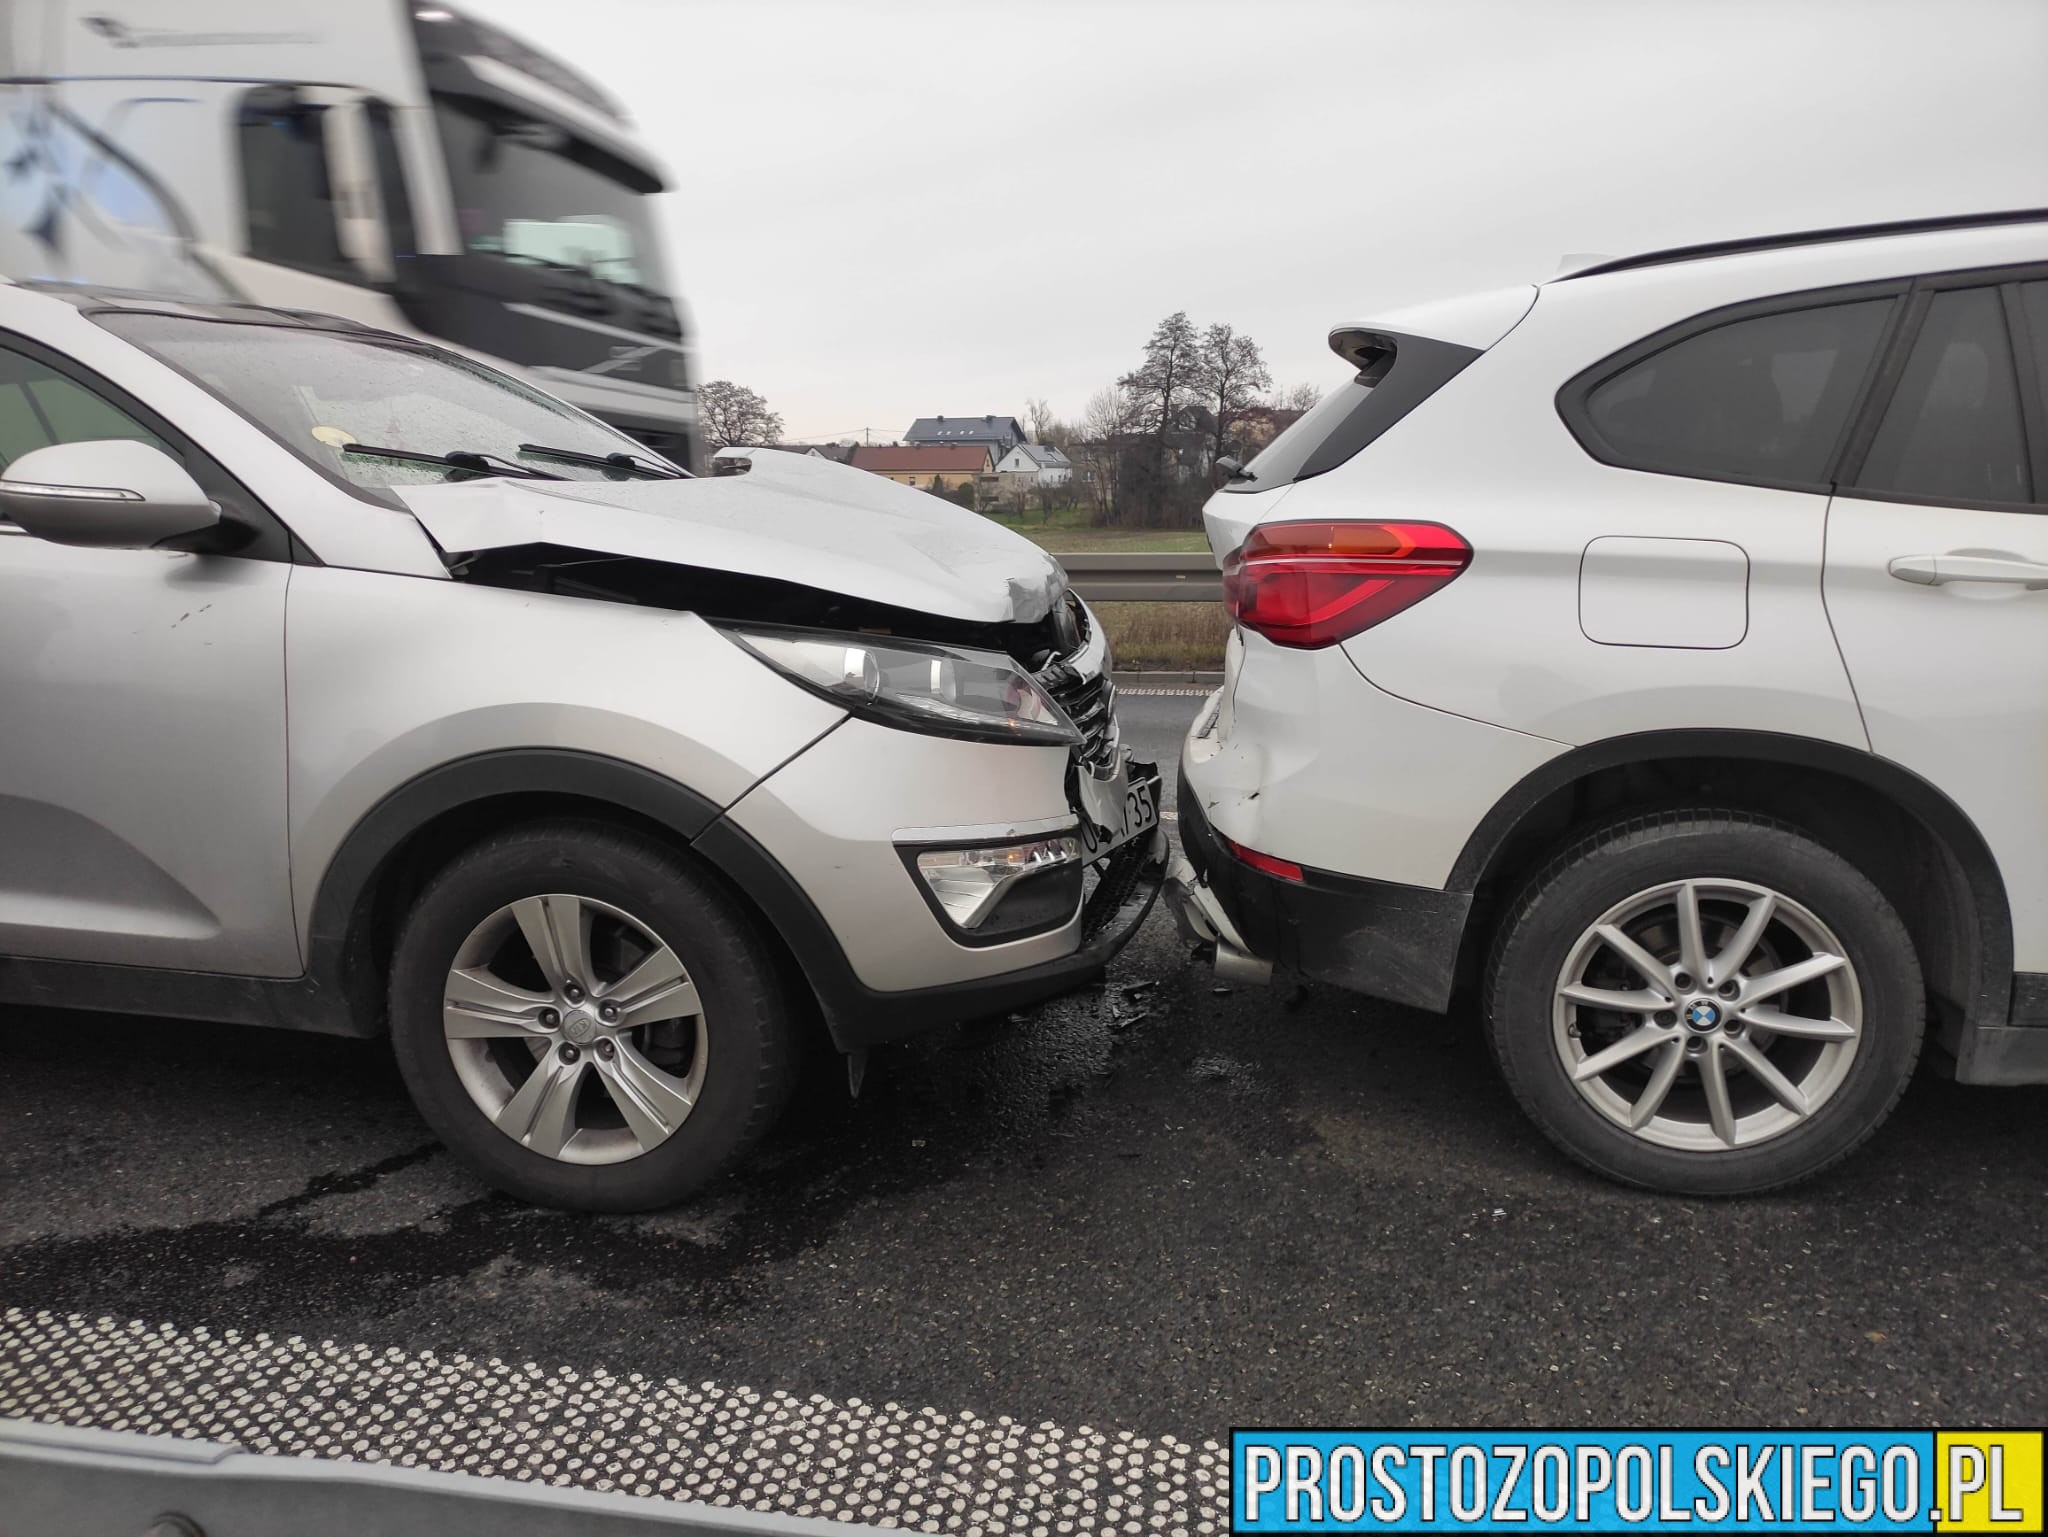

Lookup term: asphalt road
[4,688,2045,1490]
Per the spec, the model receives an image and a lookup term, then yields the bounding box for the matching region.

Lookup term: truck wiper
[339,443,564,481]
[516,443,688,480]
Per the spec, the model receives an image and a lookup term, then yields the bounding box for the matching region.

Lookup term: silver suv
[0,282,1164,1210]
[1169,212,2048,1194]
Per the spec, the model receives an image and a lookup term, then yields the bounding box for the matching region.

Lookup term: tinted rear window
[1577,299,1892,487]
[1226,332,1478,492]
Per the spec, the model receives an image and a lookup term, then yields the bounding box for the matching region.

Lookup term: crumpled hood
[393,448,1067,624]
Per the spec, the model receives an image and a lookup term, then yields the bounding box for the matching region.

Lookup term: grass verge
[980,506,1210,553]
[1092,601,1230,672]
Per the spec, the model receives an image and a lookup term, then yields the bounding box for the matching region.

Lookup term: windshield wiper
[517,443,688,480]
[339,443,564,481]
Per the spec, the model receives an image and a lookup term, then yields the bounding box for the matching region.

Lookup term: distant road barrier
[1058,553,1221,603]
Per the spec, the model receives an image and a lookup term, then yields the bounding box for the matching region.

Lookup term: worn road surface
[3,690,2043,1526]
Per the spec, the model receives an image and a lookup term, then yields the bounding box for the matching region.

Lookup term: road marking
[1119,687,1210,697]
[0,1308,1226,1533]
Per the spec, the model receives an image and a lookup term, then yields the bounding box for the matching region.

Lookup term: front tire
[1485,810,1923,1195]
[389,818,799,1211]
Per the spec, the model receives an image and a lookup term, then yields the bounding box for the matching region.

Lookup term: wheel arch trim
[303,746,1084,1053]
[306,750,729,1015]
[1447,728,2017,1035]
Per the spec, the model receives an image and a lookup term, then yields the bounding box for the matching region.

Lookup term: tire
[389,818,799,1211]
[1484,810,1923,1196]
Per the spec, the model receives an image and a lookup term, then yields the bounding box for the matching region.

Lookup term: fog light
[912,835,1083,939]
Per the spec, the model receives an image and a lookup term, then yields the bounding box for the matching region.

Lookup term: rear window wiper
[517,443,688,480]
[339,443,564,481]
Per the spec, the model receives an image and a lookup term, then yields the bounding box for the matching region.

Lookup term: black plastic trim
[1558,209,2048,280]
[1956,975,2048,1085]
[1447,729,2017,1037]
[2008,973,2048,1029]
[304,749,724,1012]
[1224,330,1479,493]
[1176,776,1470,1014]
[2005,282,2048,497]
[0,957,364,1036]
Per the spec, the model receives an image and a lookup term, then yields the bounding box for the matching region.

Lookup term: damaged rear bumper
[1168,773,1473,1013]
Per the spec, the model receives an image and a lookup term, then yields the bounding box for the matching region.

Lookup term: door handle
[1888,553,2048,589]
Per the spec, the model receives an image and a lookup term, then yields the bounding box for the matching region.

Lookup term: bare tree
[1024,396,1059,445]
[1283,381,1324,413]
[697,379,784,449]
[1198,322,1272,479]
[1075,384,1136,521]
[1081,384,1134,442]
[1118,312,1205,525]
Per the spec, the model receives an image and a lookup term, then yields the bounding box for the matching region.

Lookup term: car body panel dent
[398,449,1068,625]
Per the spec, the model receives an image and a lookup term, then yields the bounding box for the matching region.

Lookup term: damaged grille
[1079,831,1154,940]
[1039,661,1119,775]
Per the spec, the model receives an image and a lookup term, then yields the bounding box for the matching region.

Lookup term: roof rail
[1557,208,2048,280]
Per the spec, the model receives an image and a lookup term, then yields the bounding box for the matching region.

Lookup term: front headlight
[718,624,1081,747]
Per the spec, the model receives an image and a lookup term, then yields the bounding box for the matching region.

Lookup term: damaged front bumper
[705,602,1169,1051]
[851,817,1170,1046]
[699,791,1168,1054]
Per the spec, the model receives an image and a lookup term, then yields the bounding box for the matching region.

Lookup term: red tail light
[1222,520,1471,649]
[1220,833,1304,883]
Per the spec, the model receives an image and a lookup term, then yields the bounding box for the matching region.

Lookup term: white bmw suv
[1169,211,2048,1194]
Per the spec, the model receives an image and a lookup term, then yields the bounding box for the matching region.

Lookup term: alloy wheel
[442,893,709,1165]
[1551,878,1862,1152]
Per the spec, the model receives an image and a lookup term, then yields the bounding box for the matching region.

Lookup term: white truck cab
[1,0,698,464]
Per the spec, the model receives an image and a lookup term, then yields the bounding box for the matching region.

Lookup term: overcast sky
[471,0,2048,443]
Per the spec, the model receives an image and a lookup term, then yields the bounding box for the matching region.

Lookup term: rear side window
[1573,299,1891,487]
[1227,332,1479,492]
[1855,286,2031,505]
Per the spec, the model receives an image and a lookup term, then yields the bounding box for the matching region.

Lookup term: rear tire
[1485,810,1922,1195]
[389,818,799,1211]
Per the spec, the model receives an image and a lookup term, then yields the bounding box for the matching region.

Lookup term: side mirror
[0,439,220,549]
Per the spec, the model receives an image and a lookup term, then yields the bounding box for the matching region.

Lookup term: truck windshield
[435,99,666,293]
[96,312,680,492]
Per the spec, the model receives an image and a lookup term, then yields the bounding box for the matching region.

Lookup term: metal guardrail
[1057,552,1221,603]
[0,1418,884,1537]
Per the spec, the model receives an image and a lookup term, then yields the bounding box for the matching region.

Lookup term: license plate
[1077,759,1162,862]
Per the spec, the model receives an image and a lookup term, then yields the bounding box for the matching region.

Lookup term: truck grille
[1039,662,1120,775]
